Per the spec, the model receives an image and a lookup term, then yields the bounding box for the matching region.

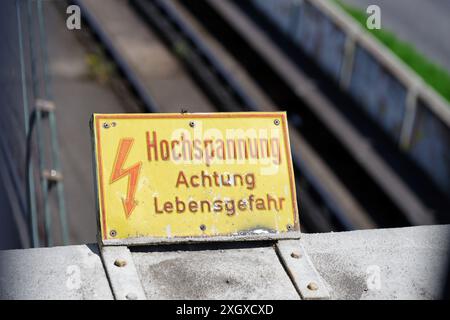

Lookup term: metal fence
[0,0,68,248]
[251,0,450,197]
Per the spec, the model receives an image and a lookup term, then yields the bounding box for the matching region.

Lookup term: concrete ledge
[303,225,450,299]
[1,225,448,299]
[0,244,113,300]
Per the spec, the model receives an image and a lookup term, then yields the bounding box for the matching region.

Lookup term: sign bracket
[100,246,146,300]
[275,240,330,299]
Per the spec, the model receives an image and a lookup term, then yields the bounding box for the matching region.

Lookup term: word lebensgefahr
[153,169,286,215]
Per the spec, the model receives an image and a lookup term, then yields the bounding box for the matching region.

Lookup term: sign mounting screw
[109,230,117,237]
[200,224,206,231]
[274,119,280,126]
[103,122,110,129]
[189,121,195,128]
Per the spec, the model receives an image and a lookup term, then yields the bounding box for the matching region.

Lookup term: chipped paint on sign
[91,112,299,243]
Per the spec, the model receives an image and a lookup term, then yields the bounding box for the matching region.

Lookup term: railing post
[399,82,421,151]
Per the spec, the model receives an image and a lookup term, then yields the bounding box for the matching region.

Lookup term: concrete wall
[251,0,450,196]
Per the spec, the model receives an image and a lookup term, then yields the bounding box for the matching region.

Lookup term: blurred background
[1,0,449,249]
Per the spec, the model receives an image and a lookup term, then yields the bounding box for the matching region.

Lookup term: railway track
[75,0,449,232]
[176,0,450,225]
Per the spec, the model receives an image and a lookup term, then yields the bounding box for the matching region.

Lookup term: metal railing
[0,0,68,248]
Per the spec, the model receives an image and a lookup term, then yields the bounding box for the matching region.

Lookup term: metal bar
[16,0,38,248]
[276,240,330,299]
[27,0,52,247]
[101,246,146,300]
[339,29,358,90]
[399,82,420,151]
[37,0,69,245]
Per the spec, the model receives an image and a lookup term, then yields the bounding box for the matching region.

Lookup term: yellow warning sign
[91,112,299,243]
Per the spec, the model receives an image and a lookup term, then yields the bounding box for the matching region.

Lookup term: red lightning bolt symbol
[110,138,142,219]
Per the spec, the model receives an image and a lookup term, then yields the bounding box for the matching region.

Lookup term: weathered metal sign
[91,113,299,245]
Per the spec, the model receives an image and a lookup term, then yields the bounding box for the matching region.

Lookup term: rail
[250,0,450,197]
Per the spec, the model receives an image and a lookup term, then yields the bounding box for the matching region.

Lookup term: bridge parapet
[1,225,448,299]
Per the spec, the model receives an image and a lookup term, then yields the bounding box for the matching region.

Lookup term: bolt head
[200,224,206,231]
[103,122,110,129]
[114,259,127,267]
[307,282,319,291]
[274,119,280,126]
[189,121,195,128]
[110,230,117,237]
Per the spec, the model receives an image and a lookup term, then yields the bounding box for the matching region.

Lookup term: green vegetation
[332,0,450,103]
[86,52,116,85]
